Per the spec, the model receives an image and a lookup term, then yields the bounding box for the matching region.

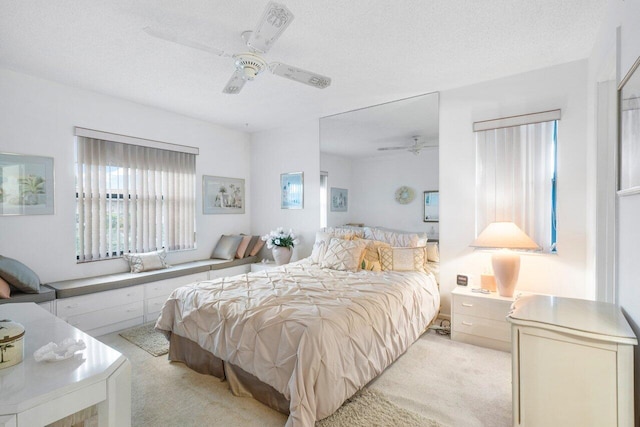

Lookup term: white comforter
[156,260,440,427]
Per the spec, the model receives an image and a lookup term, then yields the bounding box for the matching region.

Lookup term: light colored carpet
[99,329,512,427]
[119,322,168,356]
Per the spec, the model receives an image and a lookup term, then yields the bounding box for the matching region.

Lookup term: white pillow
[123,249,170,273]
[320,238,366,272]
[425,242,440,262]
[379,247,426,272]
[364,227,428,247]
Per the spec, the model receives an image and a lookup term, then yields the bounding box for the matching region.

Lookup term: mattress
[156,259,439,426]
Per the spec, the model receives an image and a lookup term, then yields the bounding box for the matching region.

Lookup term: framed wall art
[203,175,245,214]
[619,55,640,193]
[424,190,439,222]
[281,172,303,209]
[0,153,54,215]
[330,187,348,212]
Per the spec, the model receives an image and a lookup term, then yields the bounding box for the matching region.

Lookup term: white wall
[588,0,640,423]
[320,152,353,226]
[439,60,590,314]
[250,121,320,261]
[350,149,439,236]
[0,68,251,283]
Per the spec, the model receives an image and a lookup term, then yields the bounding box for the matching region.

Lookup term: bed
[156,238,439,426]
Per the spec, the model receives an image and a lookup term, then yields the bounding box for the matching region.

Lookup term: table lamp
[470,222,540,297]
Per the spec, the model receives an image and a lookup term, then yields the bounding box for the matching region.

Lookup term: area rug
[318,388,443,427]
[119,322,169,356]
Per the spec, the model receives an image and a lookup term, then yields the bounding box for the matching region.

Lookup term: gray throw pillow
[211,235,244,260]
[0,255,41,294]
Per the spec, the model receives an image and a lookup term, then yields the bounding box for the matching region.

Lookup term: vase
[272,246,292,265]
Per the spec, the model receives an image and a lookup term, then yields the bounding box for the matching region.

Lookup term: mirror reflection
[319,93,440,240]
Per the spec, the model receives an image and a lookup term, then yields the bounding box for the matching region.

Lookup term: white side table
[508,295,637,426]
[451,286,530,352]
[250,261,278,273]
[0,303,131,427]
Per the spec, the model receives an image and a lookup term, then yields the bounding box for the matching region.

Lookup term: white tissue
[34,338,86,362]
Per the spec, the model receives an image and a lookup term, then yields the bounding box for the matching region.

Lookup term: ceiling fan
[143,1,331,94]
[377,136,437,155]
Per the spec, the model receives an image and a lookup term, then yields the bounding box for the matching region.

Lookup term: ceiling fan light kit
[378,136,436,155]
[145,1,331,95]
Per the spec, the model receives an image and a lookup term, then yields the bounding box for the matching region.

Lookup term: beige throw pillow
[0,277,10,299]
[379,247,426,272]
[320,238,366,272]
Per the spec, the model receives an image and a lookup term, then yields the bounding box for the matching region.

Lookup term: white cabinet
[508,295,637,427]
[210,264,250,279]
[250,261,277,273]
[143,272,208,323]
[451,286,525,351]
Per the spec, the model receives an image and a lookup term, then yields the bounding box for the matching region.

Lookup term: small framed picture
[281,172,304,209]
[330,187,348,212]
[203,175,245,214]
[0,152,54,215]
[424,190,439,222]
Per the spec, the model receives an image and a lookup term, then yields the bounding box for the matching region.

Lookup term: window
[320,171,328,228]
[474,110,560,252]
[75,128,198,262]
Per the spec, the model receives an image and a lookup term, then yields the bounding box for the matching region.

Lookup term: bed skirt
[168,332,291,415]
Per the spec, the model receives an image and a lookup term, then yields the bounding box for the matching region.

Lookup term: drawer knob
[462,321,474,326]
[462,303,474,307]
[66,303,79,309]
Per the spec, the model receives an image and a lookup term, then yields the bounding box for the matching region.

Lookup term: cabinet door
[516,327,617,426]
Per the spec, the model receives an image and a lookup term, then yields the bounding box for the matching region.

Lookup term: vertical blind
[474,111,559,252]
[76,131,197,262]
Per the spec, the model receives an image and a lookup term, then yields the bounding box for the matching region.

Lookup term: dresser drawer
[66,301,143,332]
[453,313,511,342]
[210,265,249,280]
[57,286,144,319]
[453,294,512,322]
[144,272,208,299]
[145,294,169,316]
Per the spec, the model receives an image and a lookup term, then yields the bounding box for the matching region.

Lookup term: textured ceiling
[0,0,605,133]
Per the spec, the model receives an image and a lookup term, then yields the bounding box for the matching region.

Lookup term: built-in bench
[19,256,260,337]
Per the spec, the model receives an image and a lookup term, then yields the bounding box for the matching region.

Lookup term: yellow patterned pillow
[379,247,426,272]
[355,238,391,265]
[360,258,382,272]
[321,238,366,272]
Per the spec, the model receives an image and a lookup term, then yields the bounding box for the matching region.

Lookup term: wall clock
[395,186,415,204]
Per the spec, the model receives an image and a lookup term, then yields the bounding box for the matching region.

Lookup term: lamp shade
[471,222,540,250]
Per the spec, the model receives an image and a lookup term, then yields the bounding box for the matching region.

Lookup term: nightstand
[451,286,529,352]
[250,261,277,273]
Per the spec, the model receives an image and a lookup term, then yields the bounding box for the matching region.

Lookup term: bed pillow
[123,249,170,273]
[235,235,253,259]
[211,235,244,260]
[364,227,428,247]
[0,255,41,293]
[379,247,426,272]
[355,238,391,271]
[0,277,10,299]
[425,242,440,262]
[310,231,332,264]
[323,226,365,239]
[320,238,366,272]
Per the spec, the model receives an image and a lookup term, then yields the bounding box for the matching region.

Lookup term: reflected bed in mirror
[319,93,439,240]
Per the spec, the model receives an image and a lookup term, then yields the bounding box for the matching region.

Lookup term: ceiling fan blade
[377,146,408,151]
[143,27,229,57]
[222,70,247,94]
[246,2,294,53]
[270,62,331,89]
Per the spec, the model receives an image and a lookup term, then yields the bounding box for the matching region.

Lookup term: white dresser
[451,286,527,352]
[508,295,637,427]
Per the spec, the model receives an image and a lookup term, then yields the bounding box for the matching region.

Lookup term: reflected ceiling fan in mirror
[144,1,331,94]
[377,136,437,155]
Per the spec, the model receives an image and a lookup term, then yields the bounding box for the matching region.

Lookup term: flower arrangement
[262,227,299,249]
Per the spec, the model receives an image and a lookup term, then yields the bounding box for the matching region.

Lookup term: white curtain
[475,121,555,251]
[76,137,196,262]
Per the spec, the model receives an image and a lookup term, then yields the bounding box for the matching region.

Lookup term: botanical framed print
[0,153,54,215]
[281,172,303,209]
[203,175,245,214]
[619,55,640,193]
[330,187,348,212]
[424,190,439,222]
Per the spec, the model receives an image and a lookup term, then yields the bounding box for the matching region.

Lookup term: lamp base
[491,250,520,297]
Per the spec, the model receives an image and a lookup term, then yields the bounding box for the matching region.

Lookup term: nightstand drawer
[453,294,512,321]
[453,313,511,342]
